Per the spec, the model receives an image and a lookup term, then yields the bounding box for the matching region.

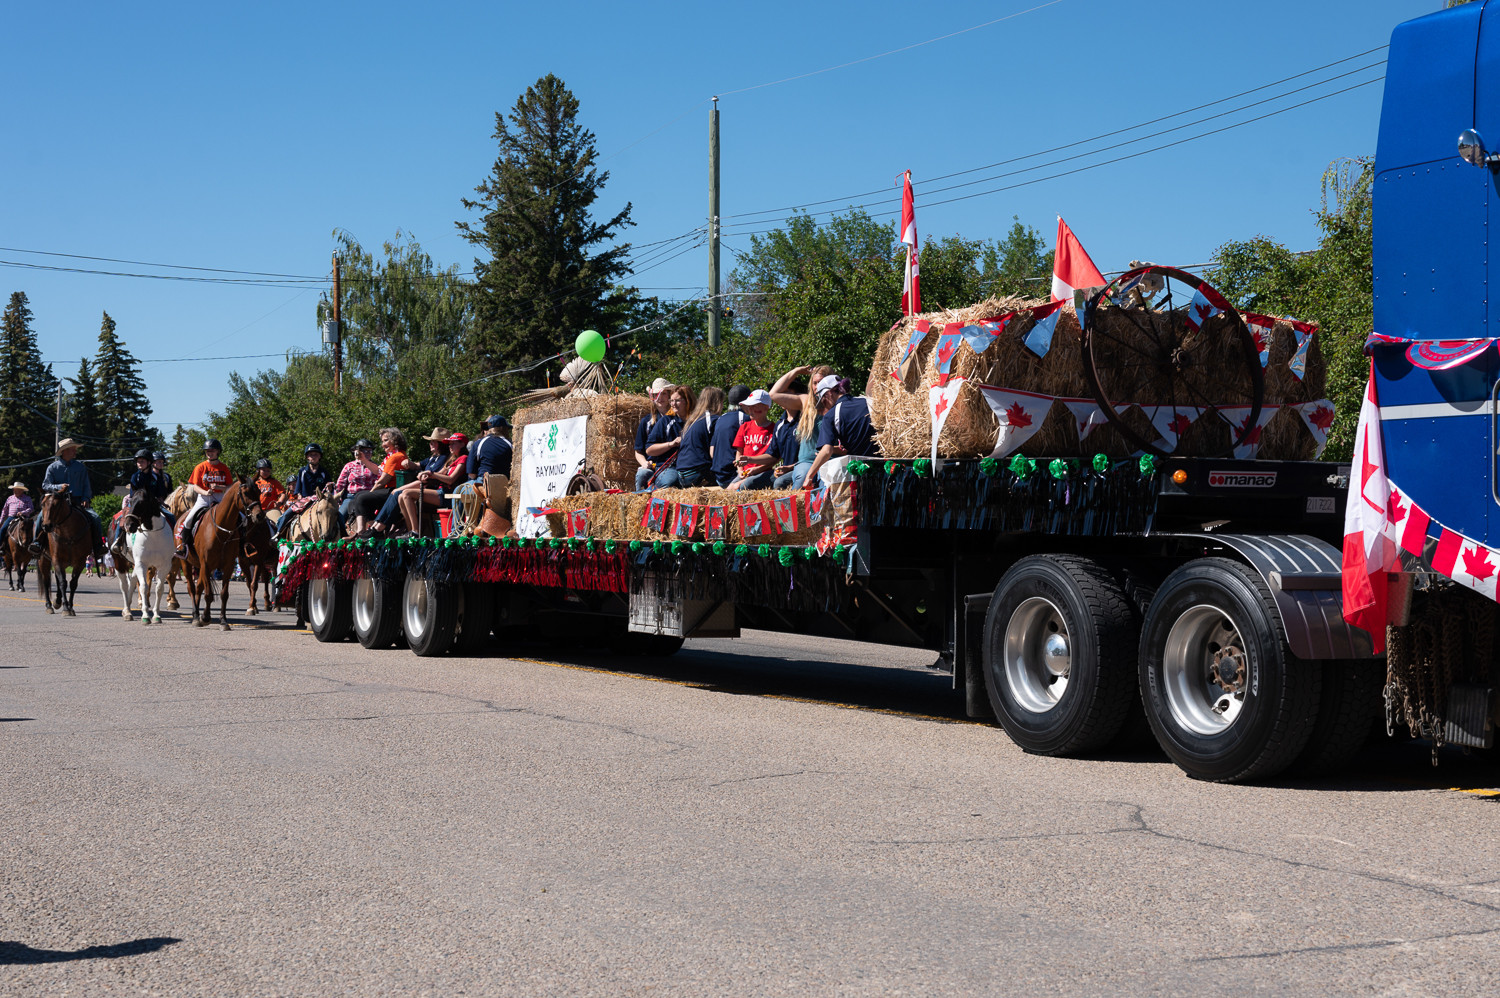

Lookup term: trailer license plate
[1306,497,1336,514]
[1208,471,1278,488]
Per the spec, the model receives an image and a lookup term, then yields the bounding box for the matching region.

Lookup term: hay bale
[542,486,822,545]
[509,393,655,516]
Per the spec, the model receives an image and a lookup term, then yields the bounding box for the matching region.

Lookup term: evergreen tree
[92,311,153,487]
[0,292,60,490]
[457,75,634,378]
[67,357,108,496]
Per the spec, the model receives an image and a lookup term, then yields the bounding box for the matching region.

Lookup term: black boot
[28,529,44,556]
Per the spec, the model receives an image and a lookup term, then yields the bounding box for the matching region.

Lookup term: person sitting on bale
[710,384,752,487]
[468,415,513,480]
[335,438,383,534]
[663,387,725,488]
[174,439,234,558]
[767,364,830,489]
[634,378,676,490]
[345,428,415,535]
[641,385,693,488]
[801,375,877,487]
[727,389,776,491]
[418,427,453,473]
[396,432,470,535]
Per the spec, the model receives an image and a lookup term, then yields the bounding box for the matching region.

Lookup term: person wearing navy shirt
[634,377,675,490]
[128,448,170,502]
[467,414,513,479]
[710,384,751,486]
[290,443,330,498]
[802,375,876,488]
[768,410,802,489]
[661,388,724,488]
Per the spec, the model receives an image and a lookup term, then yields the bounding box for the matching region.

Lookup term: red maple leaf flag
[1005,402,1033,428]
[1294,399,1336,458]
[1168,413,1193,435]
[928,378,967,463]
[1342,366,1395,651]
[1431,527,1500,599]
[900,171,921,315]
[1384,485,1430,557]
[1146,405,1204,452]
[1216,405,1279,460]
[978,386,1053,457]
[1307,404,1334,431]
[1463,545,1496,583]
[1052,217,1106,302]
[1387,492,1406,525]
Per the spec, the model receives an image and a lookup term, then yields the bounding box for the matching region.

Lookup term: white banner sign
[517,414,587,538]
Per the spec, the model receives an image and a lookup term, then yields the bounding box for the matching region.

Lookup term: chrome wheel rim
[1163,604,1249,736]
[1003,596,1071,714]
[403,574,429,643]
[353,576,376,635]
[308,578,332,629]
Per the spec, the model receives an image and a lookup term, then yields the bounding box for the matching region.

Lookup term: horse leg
[120,568,135,621]
[166,566,180,610]
[66,567,80,616]
[219,559,232,630]
[149,571,165,624]
[245,565,258,616]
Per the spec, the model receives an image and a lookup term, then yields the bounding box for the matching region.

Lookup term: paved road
[3,578,1500,996]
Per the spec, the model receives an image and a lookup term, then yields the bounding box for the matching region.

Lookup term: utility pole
[708,97,721,349]
[55,384,62,450]
[331,252,343,394]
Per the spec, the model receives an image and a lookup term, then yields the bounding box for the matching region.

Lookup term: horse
[238,511,278,615]
[3,515,33,592]
[162,485,195,611]
[37,486,92,616]
[114,490,175,624]
[283,485,340,543]
[180,478,262,629]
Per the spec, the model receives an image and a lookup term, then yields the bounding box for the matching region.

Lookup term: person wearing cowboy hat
[418,427,453,474]
[0,481,33,547]
[30,438,106,559]
[175,439,233,558]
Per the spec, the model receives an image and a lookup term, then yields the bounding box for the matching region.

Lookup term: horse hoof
[45,606,54,614]
[221,623,232,631]
[64,609,75,617]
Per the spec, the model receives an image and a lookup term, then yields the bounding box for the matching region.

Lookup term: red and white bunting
[1432,528,1500,600]
[978,386,1053,457]
[1144,405,1202,452]
[1213,405,1279,460]
[1061,398,1106,441]
[929,377,967,464]
[1383,483,1431,558]
[1294,399,1335,458]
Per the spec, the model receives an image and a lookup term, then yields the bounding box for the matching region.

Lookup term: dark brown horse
[181,478,262,629]
[37,486,92,615]
[238,511,277,615]
[3,515,33,592]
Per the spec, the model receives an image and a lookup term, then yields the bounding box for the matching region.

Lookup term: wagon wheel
[565,461,606,495]
[1081,265,1263,457]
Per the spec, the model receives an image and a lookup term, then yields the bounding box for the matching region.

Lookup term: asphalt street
[3,578,1500,996]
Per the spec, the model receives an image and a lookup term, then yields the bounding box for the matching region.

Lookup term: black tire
[1289,658,1385,777]
[404,573,457,657]
[354,574,403,650]
[453,582,495,655]
[307,577,353,643]
[982,554,1139,756]
[1139,557,1320,783]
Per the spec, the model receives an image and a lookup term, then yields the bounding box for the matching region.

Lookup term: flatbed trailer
[280,455,1376,784]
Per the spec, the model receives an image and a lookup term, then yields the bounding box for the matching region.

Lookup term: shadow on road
[0,936,180,964]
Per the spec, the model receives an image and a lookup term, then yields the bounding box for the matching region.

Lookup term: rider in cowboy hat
[29,438,106,560]
[0,481,33,545]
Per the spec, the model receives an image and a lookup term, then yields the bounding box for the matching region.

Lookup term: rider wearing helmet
[290,443,329,498]
[252,458,286,512]
[152,451,173,493]
[175,439,233,558]
[129,448,170,502]
[29,438,106,560]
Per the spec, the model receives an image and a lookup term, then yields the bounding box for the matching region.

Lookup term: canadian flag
[1213,405,1279,460]
[1341,365,1396,653]
[1145,405,1202,452]
[978,386,1054,457]
[1383,483,1431,558]
[930,377,967,463]
[900,171,921,315]
[1295,399,1335,458]
[1431,527,1500,600]
[1052,216,1106,303]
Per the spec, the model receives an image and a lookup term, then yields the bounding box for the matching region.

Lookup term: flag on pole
[900,171,921,315]
[1341,364,1395,653]
[1051,216,1106,303]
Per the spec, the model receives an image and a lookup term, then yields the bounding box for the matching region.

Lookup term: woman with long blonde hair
[767,364,832,488]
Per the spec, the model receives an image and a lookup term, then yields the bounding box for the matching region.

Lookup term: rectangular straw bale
[1258,406,1316,460]
[509,393,654,516]
[535,486,821,545]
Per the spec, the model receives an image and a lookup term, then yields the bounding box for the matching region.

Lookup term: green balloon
[575,329,606,363]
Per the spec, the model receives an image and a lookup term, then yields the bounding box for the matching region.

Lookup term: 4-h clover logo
[547,424,558,451]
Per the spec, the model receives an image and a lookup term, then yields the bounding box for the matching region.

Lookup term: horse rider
[1,481,33,544]
[153,451,173,493]
[252,458,286,512]
[175,439,233,558]
[28,438,106,561]
[290,443,329,498]
[128,448,174,525]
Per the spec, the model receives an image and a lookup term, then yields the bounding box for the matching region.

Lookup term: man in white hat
[0,481,33,546]
[29,438,105,559]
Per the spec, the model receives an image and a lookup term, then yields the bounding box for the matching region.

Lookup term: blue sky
[0,0,1435,437]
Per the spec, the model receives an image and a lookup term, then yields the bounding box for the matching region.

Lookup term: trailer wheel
[1290,659,1384,777]
[404,573,458,657]
[453,582,494,655]
[307,577,353,643]
[983,555,1138,755]
[1139,558,1319,783]
[353,575,403,650]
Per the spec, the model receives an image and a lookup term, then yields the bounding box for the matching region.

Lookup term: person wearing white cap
[727,389,777,491]
[633,377,676,490]
[801,374,876,489]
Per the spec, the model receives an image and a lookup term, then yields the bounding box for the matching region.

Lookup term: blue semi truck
[291,3,1497,783]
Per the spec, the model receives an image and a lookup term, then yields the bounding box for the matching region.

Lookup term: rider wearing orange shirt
[252,458,286,511]
[175,439,234,557]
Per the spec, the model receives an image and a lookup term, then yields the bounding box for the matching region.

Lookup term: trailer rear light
[1172,470,1189,485]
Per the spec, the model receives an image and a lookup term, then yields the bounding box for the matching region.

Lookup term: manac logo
[547,424,558,451]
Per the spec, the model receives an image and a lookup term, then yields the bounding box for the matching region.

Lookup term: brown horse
[238,511,278,615]
[3,515,34,591]
[180,478,262,629]
[37,487,92,615]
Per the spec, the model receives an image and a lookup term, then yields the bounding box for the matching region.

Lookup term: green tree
[981,217,1055,300]
[92,311,154,488]
[0,291,59,490]
[320,229,474,381]
[1207,157,1373,460]
[458,74,633,378]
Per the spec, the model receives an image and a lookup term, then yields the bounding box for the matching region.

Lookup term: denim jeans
[634,466,654,491]
[774,461,815,489]
[732,470,773,491]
